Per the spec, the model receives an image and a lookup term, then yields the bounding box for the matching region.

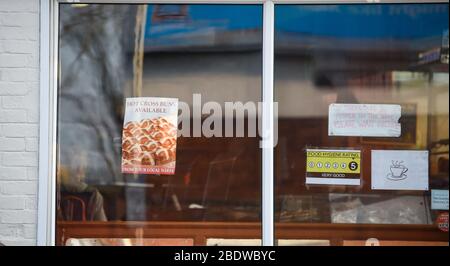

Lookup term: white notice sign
[371,150,429,191]
[432,190,449,210]
[329,104,401,137]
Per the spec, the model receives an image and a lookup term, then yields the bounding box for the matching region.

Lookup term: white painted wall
[0,0,39,246]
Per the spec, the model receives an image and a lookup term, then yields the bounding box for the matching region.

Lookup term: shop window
[56,4,263,246]
[54,2,448,247]
[274,4,449,245]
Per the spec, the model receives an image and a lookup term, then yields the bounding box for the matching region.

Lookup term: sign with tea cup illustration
[371,150,429,191]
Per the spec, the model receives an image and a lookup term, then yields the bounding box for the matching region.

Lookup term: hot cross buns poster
[122,97,178,175]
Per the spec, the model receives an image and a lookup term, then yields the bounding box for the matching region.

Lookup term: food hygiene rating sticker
[306,149,361,186]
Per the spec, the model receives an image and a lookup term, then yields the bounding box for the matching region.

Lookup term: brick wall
[0,0,39,246]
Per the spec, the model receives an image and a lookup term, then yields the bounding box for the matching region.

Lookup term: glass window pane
[275,4,449,246]
[56,4,263,246]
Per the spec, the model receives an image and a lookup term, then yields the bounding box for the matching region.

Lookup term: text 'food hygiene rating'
[306,149,361,186]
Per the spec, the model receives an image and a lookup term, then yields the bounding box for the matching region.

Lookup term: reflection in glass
[56,4,263,245]
[274,4,449,230]
[66,238,194,246]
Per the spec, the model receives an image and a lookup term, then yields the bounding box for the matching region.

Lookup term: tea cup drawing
[387,160,408,180]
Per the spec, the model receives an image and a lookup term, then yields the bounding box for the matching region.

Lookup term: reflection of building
[151,5,189,22]
[144,5,262,52]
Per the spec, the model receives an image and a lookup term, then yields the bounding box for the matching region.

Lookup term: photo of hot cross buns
[122,117,177,168]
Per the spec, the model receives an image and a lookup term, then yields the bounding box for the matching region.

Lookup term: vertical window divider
[262,0,275,246]
[38,0,58,246]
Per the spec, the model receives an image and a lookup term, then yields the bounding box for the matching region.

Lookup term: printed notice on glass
[328,104,401,137]
[371,150,428,191]
[306,149,361,186]
[122,97,178,175]
[432,190,449,210]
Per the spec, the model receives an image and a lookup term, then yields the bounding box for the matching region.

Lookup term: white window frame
[38,0,446,246]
